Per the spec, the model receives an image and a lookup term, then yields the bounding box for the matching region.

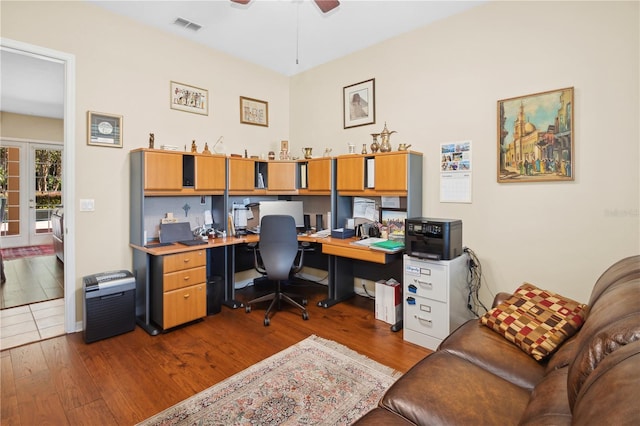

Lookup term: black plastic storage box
[83,270,136,343]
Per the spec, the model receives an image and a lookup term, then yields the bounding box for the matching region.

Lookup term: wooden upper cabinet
[267,161,296,191]
[336,156,364,191]
[375,152,408,192]
[195,155,226,191]
[144,151,182,191]
[306,158,332,192]
[228,157,255,191]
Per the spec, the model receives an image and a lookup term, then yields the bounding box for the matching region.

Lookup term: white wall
[1,1,638,323]
[1,1,291,321]
[290,1,640,303]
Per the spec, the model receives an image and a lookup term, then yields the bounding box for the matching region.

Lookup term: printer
[405,217,463,260]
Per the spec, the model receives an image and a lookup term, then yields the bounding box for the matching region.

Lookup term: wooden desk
[320,237,397,264]
[315,237,403,308]
[131,235,402,334]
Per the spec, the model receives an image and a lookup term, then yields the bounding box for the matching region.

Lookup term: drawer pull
[183,258,191,263]
[415,315,433,326]
[183,293,190,299]
[408,284,417,294]
[406,297,416,305]
[183,276,190,281]
[417,279,432,288]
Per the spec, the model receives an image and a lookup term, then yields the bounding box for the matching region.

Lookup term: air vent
[173,17,202,32]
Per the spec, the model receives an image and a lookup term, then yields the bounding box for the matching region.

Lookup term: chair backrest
[258,215,299,281]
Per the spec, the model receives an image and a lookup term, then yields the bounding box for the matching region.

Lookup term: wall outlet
[353,277,377,298]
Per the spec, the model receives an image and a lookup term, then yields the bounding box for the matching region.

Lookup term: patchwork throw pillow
[480,282,587,361]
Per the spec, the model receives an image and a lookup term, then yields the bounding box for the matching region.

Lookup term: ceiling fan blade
[231,0,251,4]
[315,0,340,13]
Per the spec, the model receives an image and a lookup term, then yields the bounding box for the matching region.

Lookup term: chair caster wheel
[264,317,270,326]
[302,299,308,306]
[245,305,251,313]
[302,312,309,320]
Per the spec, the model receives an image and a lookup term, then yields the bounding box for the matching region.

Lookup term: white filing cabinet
[403,254,473,350]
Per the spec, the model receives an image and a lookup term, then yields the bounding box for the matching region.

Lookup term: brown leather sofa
[355,255,640,425]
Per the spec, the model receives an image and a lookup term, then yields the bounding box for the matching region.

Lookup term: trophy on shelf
[279,140,290,160]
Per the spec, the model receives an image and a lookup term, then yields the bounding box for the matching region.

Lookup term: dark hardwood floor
[1,280,431,425]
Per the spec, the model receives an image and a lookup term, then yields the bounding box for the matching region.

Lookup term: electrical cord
[361,282,375,299]
[464,247,489,318]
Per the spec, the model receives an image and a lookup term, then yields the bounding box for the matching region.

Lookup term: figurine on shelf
[191,140,197,153]
[370,133,380,153]
[202,143,211,155]
[361,143,368,154]
[379,122,397,152]
[149,133,155,149]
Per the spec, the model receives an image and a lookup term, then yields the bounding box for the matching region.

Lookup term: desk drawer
[163,250,206,273]
[162,283,206,329]
[163,266,206,292]
[404,295,449,340]
[322,243,387,264]
[404,259,448,302]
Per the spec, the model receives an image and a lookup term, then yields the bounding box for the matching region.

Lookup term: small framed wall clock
[87,111,123,148]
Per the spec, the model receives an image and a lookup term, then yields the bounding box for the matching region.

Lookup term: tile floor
[0,298,65,351]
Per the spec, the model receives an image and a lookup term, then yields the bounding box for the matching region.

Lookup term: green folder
[370,239,405,252]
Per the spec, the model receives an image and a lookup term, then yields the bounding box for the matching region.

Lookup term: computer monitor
[258,200,305,229]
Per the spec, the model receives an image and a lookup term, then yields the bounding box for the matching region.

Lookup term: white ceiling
[1,0,484,119]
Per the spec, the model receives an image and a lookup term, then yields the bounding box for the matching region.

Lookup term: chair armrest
[251,243,266,275]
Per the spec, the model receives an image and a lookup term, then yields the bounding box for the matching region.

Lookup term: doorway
[0,38,76,334]
[1,141,63,248]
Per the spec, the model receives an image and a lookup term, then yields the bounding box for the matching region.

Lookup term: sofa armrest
[492,292,513,308]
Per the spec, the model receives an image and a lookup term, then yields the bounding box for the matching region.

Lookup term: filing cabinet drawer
[163,250,206,273]
[162,283,206,329]
[404,295,449,340]
[163,266,206,292]
[404,260,448,302]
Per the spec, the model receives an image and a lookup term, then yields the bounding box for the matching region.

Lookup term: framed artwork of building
[497,87,574,183]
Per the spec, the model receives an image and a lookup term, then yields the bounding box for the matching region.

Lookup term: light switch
[80,199,95,211]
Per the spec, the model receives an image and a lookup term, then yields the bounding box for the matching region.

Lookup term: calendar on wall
[440,141,472,203]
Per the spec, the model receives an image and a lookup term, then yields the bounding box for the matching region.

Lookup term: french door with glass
[0,140,63,248]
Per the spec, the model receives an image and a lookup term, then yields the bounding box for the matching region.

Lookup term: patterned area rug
[138,335,401,426]
[1,244,55,261]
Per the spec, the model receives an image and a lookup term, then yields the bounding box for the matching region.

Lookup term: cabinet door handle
[183,293,190,299]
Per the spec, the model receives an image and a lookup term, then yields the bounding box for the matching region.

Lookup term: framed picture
[87,111,122,148]
[380,209,407,238]
[240,96,269,127]
[343,78,375,129]
[497,87,574,183]
[170,81,208,115]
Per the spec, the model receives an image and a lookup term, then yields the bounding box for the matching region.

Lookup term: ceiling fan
[231,0,340,14]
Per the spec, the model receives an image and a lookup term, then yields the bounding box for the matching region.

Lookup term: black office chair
[245,215,309,326]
